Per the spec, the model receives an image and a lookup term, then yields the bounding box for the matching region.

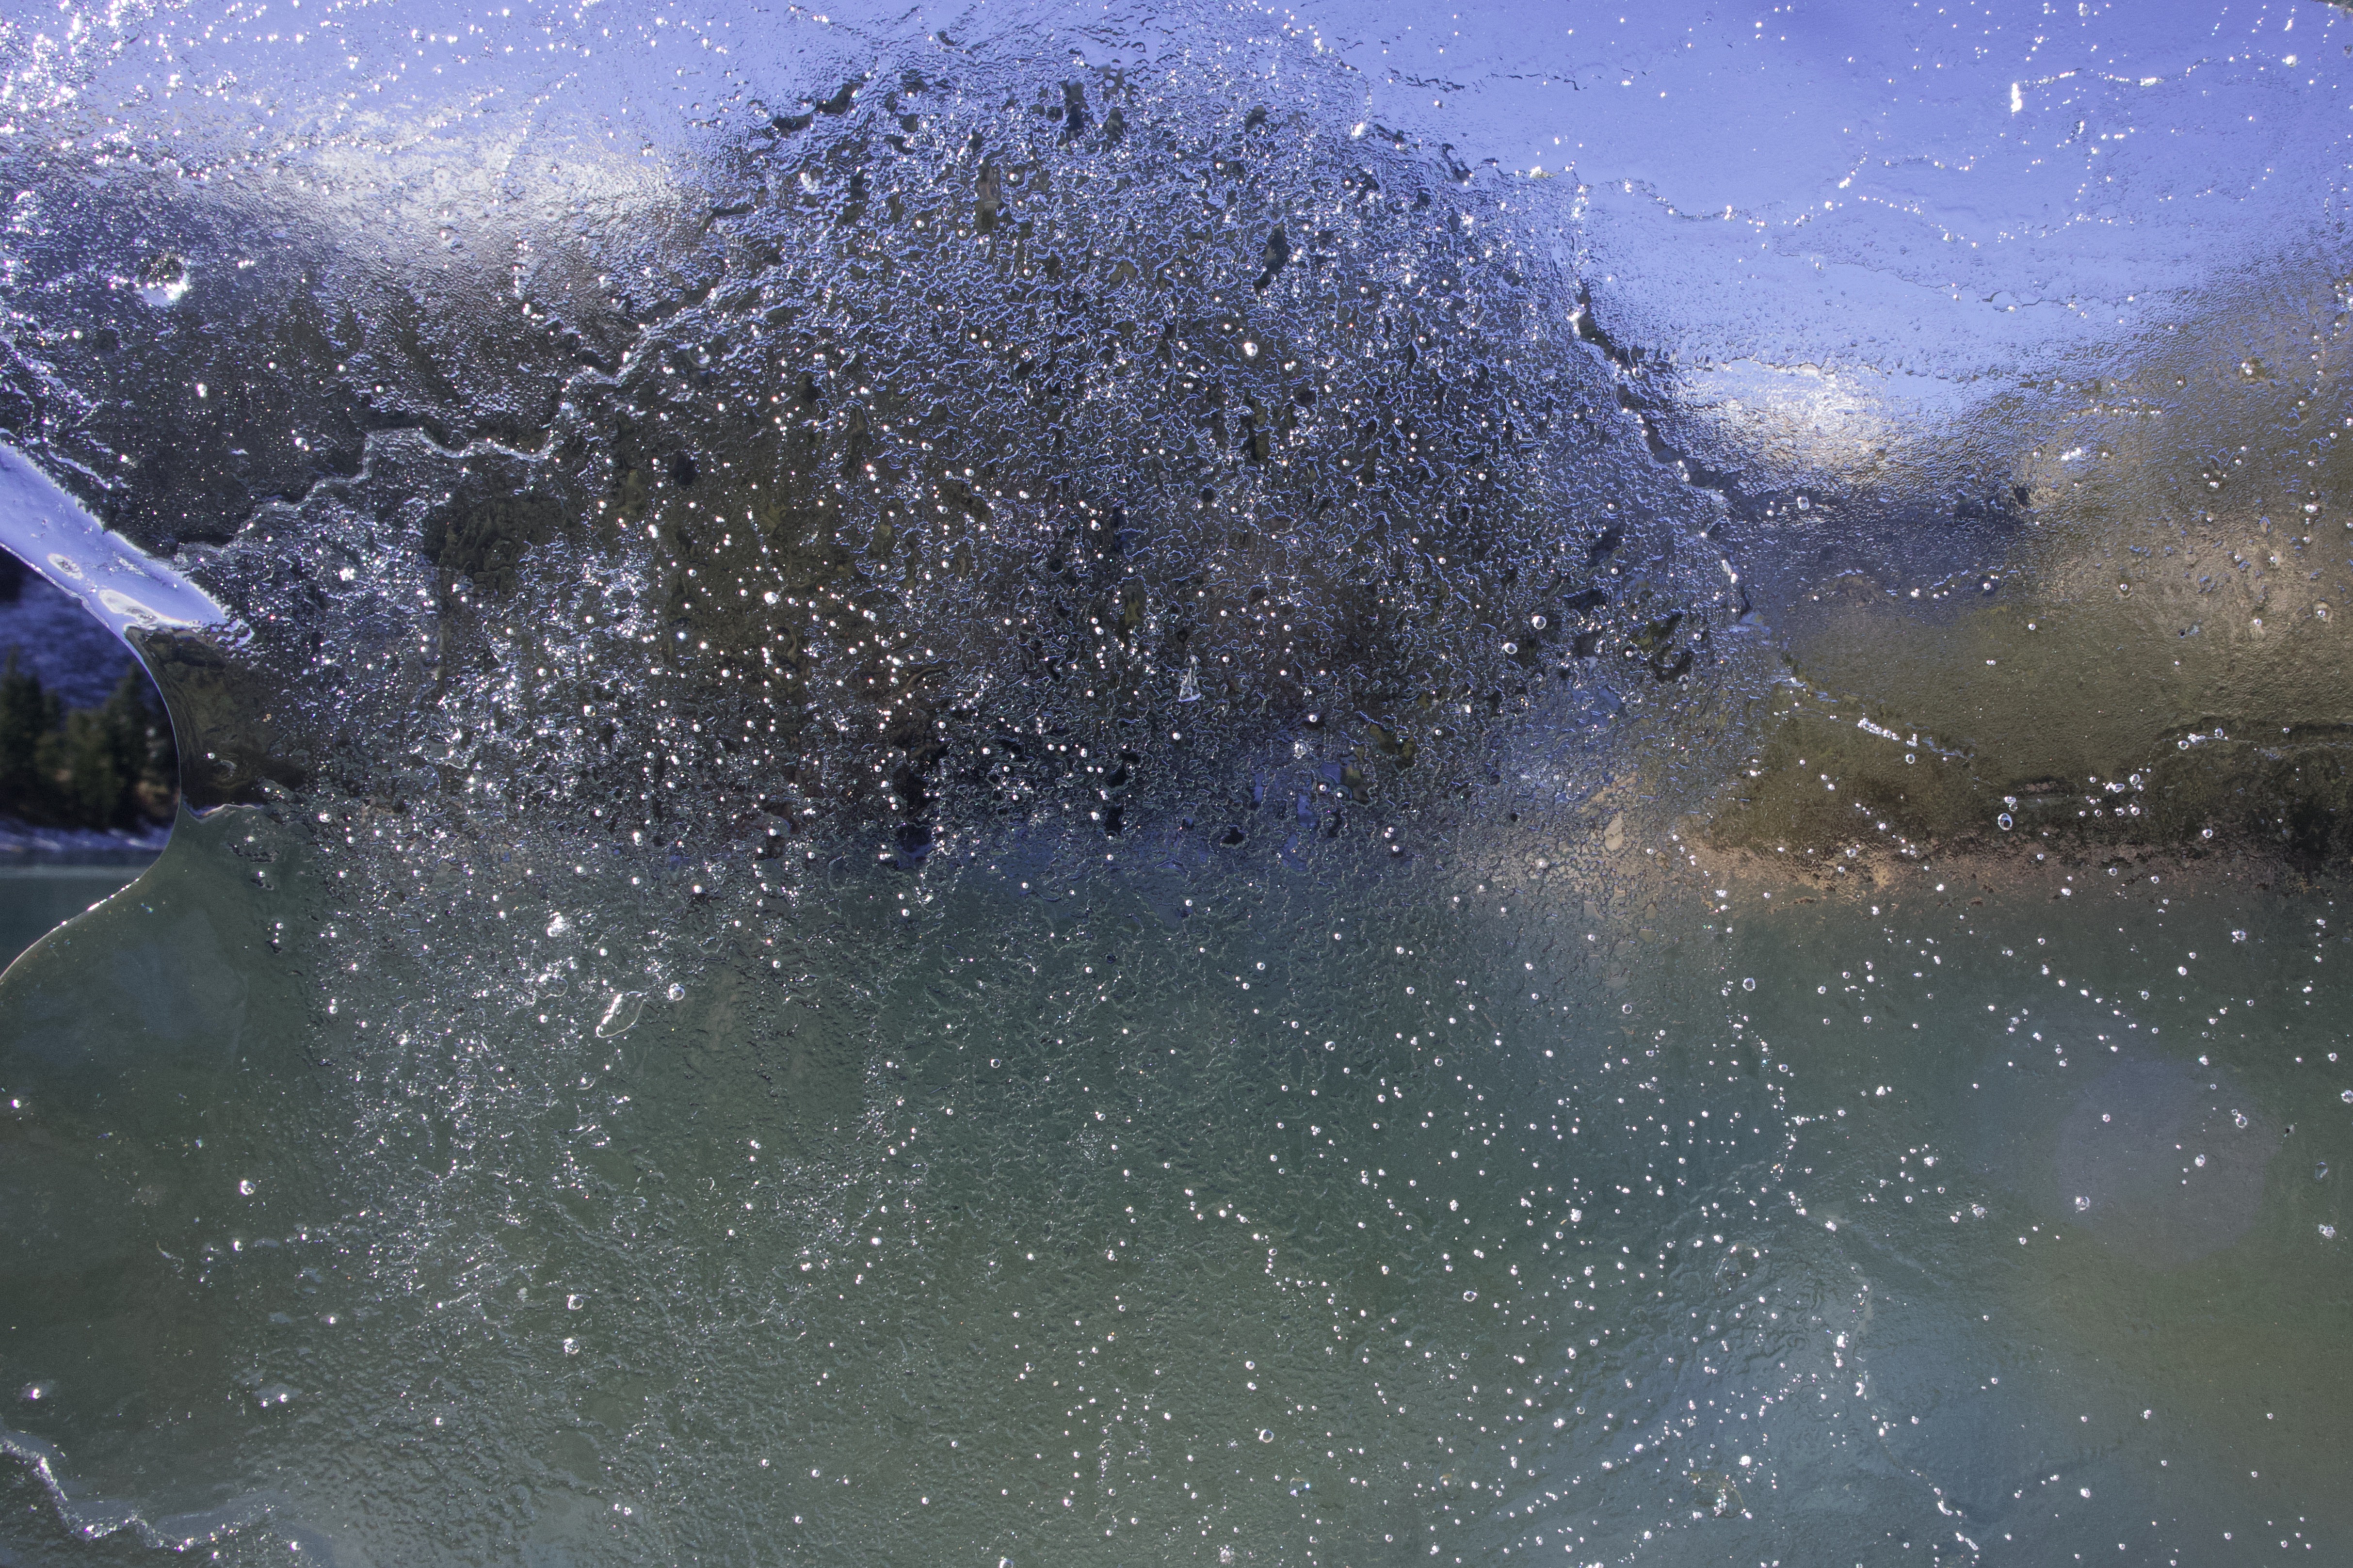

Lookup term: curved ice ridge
[0,1421,271,1554]
[0,442,232,642]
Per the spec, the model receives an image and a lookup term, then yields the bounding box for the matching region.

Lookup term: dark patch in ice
[420,494,563,596]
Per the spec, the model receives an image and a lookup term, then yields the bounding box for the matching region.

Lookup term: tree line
[0,654,178,831]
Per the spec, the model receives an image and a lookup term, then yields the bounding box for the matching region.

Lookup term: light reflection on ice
[0,443,229,639]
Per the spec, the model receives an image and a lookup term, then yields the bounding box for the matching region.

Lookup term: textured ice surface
[1,1,2351,1563]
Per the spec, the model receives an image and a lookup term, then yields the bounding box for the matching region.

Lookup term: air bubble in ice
[134,253,188,307]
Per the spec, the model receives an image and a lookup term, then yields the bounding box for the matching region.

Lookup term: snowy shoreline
[0,816,168,868]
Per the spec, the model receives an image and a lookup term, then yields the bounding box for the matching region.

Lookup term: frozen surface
[0,0,2348,1563]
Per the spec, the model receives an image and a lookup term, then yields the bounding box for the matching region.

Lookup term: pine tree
[59,707,126,827]
[0,656,177,828]
[97,665,164,826]
[0,652,61,820]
